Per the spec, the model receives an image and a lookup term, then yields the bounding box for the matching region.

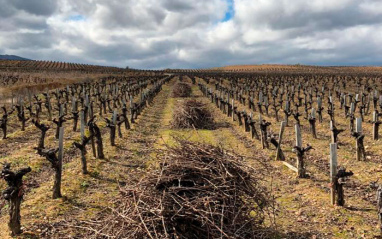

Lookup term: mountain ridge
[0,54,32,61]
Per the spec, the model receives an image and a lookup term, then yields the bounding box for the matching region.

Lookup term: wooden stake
[58,127,64,168]
[80,111,85,142]
[295,124,304,177]
[330,143,337,205]
[295,124,302,148]
[350,102,355,114]
[356,117,362,161]
[275,121,286,160]
[113,109,117,125]
[283,162,298,172]
[55,127,64,198]
[373,111,379,140]
[330,121,335,144]
[356,117,362,134]
[47,93,52,121]
[232,100,235,121]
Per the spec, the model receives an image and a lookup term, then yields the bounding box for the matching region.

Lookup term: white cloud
[2,0,382,68]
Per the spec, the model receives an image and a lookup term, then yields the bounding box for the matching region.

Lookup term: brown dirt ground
[0,75,381,239]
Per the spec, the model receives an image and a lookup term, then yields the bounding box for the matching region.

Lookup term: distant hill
[0,55,32,61]
[205,64,382,74]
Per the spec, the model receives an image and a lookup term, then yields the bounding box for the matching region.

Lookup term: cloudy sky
[1,0,382,69]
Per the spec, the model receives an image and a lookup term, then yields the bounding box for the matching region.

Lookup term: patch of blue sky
[222,0,234,22]
[67,15,86,22]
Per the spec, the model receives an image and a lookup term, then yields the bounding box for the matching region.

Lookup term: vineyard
[0,63,382,238]
[0,60,127,73]
[0,60,162,106]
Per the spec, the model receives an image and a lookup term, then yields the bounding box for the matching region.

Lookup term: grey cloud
[62,0,97,15]
[272,6,382,31]
[0,2,17,18]
[12,0,58,16]
[0,0,50,32]
[2,0,382,69]
[161,0,194,12]
[236,1,382,34]
[95,0,167,29]
[0,0,57,18]
[4,31,53,50]
[0,15,48,33]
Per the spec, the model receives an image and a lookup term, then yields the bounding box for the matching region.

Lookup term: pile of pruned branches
[77,139,273,239]
[172,82,192,97]
[171,99,214,129]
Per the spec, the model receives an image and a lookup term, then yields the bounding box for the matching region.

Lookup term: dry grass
[1,71,382,238]
[0,73,170,238]
[195,75,381,238]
